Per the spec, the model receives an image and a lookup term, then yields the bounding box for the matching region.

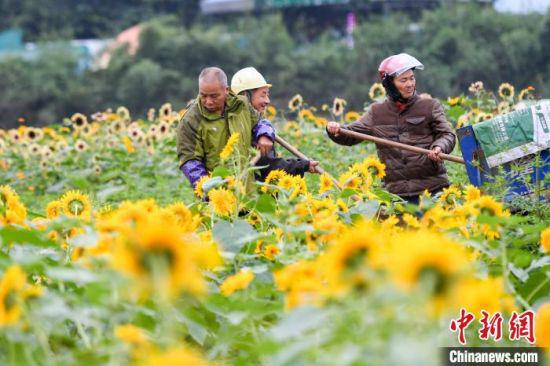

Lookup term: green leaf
[212,166,231,178]
[212,219,262,253]
[269,307,328,341]
[256,194,277,214]
[97,185,126,202]
[46,267,97,285]
[202,176,225,194]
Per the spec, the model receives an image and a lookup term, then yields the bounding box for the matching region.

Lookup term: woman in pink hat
[326,53,456,204]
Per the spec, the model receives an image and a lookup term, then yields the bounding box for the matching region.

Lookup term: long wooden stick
[274,135,338,185]
[337,129,465,164]
[274,135,362,202]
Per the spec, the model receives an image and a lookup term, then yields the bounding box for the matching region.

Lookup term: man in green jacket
[176,67,276,190]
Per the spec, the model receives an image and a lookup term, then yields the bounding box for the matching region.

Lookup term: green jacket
[176,92,259,172]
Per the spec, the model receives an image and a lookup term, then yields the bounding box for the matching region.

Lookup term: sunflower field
[0,82,549,365]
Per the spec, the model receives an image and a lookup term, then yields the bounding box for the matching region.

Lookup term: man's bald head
[199,67,228,88]
[198,67,229,115]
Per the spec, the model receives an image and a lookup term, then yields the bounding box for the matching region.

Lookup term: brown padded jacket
[327,95,456,196]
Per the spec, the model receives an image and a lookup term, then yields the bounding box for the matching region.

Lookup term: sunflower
[59,190,92,219]
[128,127,144,141]
[263,245,280,260]
[498,82,515,100]
[122,135,135,153]
[361,156,386,179]
[385,230,472,294]
[262,169,286,193]
[266,105,277,119]
[194,175,211,199]
[345,111,361,122]
[25,127,44,142]
[208,188,237,216]
[369,82,386,101]
[111,215,208,299]
[8,130,21,143]
[116,106,131,121]
[332,97,346,117]
[541,228,550,253]
[298,109,315,122]
[450,277,516,317]
[219,132,240,161]
[535,302,550,348]
[323,221,384,292]
[71,113,88,130]
[157,121,170,137]
[114,324,148,345]
[163,202,200,232]
[463,185,481,202]
[28,143,41,155]
[518,86,535,101]
[0,266,43,326]
[318,173,334,194]
[220,269,254,296]
[159,103,172,120]
[437,186,462,207]
[473,195,507,217]
[74,139,88,152]
[468,81,484,94]
[141,346,211,366]
[288,94,303,112]
[0,185,27,225]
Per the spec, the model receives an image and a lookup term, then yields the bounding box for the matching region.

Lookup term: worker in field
[326,53,456,204]
[176,66,276,191]
[231,67,319,181]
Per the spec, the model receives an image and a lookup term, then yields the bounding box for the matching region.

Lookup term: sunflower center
[418,266,448,295]
[68,199,84,216]
[3,290,18,311]
[344,247,368,271]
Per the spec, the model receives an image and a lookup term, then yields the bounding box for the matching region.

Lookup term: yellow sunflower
[140,346,211,366]
[159,103,172,120]
[116,106,131,121]
[0,185,27,225]
[122,135,135,153]
[114,324,148,345]
[220,269,254,296]
[194,175,211,199]
[0,265,43,326]
[498,82,515,100]
[535,302,550,348]
[46,200,63,219]
[71,113,88,130]
[208,188,237,216]
[345,111,361,122]
[288,94,303,112]
[518,86,535,101]
[59,190,92,219]
[368,82,386,101]
[266,105,277,119]
[540,227,549,253]
[219,132,240,161]
[332,97,346,117]
[385,230,472,294]
[318,173,334,194]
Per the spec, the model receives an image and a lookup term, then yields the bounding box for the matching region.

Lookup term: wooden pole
[337,129,465,164]
[274,135,362,202]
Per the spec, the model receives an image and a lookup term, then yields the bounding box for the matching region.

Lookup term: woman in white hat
[232,67,318,180]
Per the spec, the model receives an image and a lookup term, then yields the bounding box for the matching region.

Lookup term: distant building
[200,0,494,14]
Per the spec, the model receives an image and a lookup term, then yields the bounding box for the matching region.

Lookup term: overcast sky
[494,0,550,13]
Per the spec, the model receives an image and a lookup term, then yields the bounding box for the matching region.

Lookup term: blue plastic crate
[457,125,549,201]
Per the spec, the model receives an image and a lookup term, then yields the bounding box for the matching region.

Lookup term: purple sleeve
[180,159,208,187]
[252,118,275,144]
